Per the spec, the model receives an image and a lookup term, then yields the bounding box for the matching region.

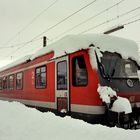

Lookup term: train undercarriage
[103,104,140,129]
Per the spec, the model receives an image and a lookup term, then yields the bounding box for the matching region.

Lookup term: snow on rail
[0,100,140,140]
[0,34,139,71]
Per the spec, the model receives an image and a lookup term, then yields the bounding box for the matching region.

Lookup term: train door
[55,56,70,113]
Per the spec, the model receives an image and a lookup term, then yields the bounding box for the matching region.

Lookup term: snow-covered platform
[0,100,140,140]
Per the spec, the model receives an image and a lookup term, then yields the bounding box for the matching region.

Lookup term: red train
[0,34,140,127]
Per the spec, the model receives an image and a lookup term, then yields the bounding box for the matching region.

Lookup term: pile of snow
[1,34,139,72]
[97,85,132,114]
[111,97,132,114]
[0,100,140,140]
[97,85,117,103]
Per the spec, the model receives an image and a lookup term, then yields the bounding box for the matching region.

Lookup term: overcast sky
[0,0,140,68]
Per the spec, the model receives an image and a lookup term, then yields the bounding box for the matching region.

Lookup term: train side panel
[0,55,56,109]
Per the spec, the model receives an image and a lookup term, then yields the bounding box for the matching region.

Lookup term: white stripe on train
[0,97,105,114]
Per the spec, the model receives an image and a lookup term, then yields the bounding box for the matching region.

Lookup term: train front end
[97,51,140,128]
[90,35,140,128]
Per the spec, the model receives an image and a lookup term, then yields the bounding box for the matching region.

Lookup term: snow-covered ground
[0,101,140,140]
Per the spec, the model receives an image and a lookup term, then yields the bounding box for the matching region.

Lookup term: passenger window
[0,78,2,90]
[72,55,88,86]
[16,72,23,90]
[8,75,14,90]
[57,61,67,90]
[35,66,46,88]
[3,76,7,89]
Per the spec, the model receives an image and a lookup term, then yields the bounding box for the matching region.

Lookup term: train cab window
[101,52,139,78]
[0,78,2,90]
[16,72,23,90]
[8,75,14,90]
[35,66,46,88]
[3,76,7,90]
[72,55,88,86]
[57,61,67,90]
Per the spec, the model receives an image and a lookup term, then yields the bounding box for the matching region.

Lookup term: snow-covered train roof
[31,34,139,61]
[0,34,139,72]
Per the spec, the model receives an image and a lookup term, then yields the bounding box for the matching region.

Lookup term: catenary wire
[0,37,42,49]
[1,0,98,55]
[1,0,140,59]
[1,37,42,58]
[50,0,125,41]
[7,6,140,57]
[123,18,140,26]
[2,0,59,47]
[79,6,140,34]
[0,0,99,59]
[31,0,99,40]
[120,12,140,24]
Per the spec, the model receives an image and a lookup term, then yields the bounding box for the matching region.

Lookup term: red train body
[0,34,140,127]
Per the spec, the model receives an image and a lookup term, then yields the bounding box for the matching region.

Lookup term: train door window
[35,66,46,88]
[16,72,23,90]
[8,75,14,90]
[72,55,88,86]
[57,61,67,90]
[0,78,2,90]
[3,76,7,89]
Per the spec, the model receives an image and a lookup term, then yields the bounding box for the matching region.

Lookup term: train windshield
[100,52,139,78]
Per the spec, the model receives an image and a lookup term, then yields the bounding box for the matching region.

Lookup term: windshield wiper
[95,51,111,80]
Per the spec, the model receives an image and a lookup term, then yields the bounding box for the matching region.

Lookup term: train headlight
[126,79,134,87]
